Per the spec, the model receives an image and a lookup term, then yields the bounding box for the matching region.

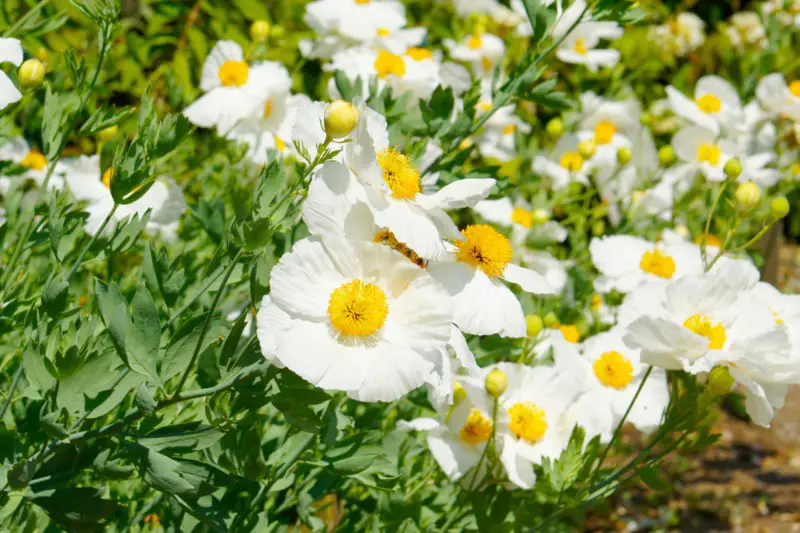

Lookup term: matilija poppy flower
[666,75,743,135]
[0,38,23,111]
[0,137,64,193]
[552,0,623,72]
[256,236,454,402]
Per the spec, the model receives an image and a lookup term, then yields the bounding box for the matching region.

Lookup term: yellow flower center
[405,47,433,61]
[508,402,547,444]
[374,50,406,79]
[467,34,483,49]
[218,60,249,87]
[327,280,389,337]
[503,123,516,135]
[263,98,273,119]
[593,351,634,389]
[696,143,721,166]
[454,224,513,277]
[481,56,492,71]
[373,230,426,268]
[20,150,46,170]
[511,207,533,228]
[790,81,800,98]
[459,408,493,444]
[559,152,584,171]
[591,294,602,311]
[695,94,721,114]
[355,0,370,4]
[377,147,421,199]
[593,121,616,145]
[102,168,113,188]
[683,314,726,350]
[639,249,675,279]
[376,27,390,37]
[275,136,286,152]
[478,100,493,112]
[771,309,784,325]
[574,38,589,55]
[559,324,580,344]
[694,233,722,247]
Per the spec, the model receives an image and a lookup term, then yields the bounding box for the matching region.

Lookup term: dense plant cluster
[2,0,800,531]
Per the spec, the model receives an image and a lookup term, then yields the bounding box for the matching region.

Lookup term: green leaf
[78,106,135,135]
[125,285,161,382]
[273,398,324,433]
[128,444,196,496]
[162,314,219,381]
[22,345,56,393]
[639,465,671,491]
[136,423,224,454]
[41,272,69,317]
[93,449,135,480]
[41,87,80,160]
[95,279,131,366]
[28,487,119,530]
[134,382,156,414]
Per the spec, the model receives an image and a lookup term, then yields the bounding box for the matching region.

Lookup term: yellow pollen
[275,136,286,152]
[683,314,726,350]
[377,147,420,199]
[20,150,46,170]
[354,0,370,4]
[591,294,602,311]
[511,207,533,228]
[771,309,784,325]
[144,514,161,527]
[694,233,722,247]
[594,121,616,145]
[376,28,390,37]
[790,81,800,98]
[478,100,493,112]
[459,137,474,150]
[503,124,516,135]
[574,38,589,55]
[593,351,634,389]
[373,230,426,268]
[695,94,721,114]
[405,47,433,61]
[481,56,492,71]
[639,249,675,279]
[328,280,389,337]
[696,143,721,166]
[559,151,584,171]
[218,60,249,87]
[102,168,113,188]
[454,224,513,277]
[459,408,493,444]
[467,34,483,49]
[374,50,405,79]
[263,98,273,119]
[559,324,580,344]
[508,402,547,444]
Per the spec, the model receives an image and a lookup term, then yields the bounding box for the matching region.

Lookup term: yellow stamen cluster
[511,207,533,229]
[574,39,589,55]
[559,152,583,172]
[695,94,721,114]
[696,143,721,166]
[405,47,433,61]
[374,50,405,79]
[263,98,273,119]
[593,351,634,389]
[377,147,421,199]
[467,34,483,49]
[102,168,113,188]
[508,402,547,444]
[218,60,249,87]
[20,150,46,170]
[683,314,726,350]
[593,121,616,145]
[454,225,513,278]
[459,408,493,444]
[376,28,390,37]
[790,80,800,98]
[328,280,389,337]
[373,230,426,268]
[639,249,676,279]
[559,324,580,344]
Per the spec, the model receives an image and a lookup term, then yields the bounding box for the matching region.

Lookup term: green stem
[0,365,23,418]
[164,265,226,329]
[467,397,499,491]
[701,182,728,268]
[65,204,118,281]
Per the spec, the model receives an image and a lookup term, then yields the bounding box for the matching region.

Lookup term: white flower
[756,73,800,122]
[666,76,742,135]
[649,12,705,57]
[256,237,453,402]
[60,155,186,240]
[532,134,593,189]
[0,38,23,111]
[725,12,767,49]
[428,223,557,338]
[559,328,669,441]
[183,41,279,134]
[670,125,739,183]
[0,137,63,193]
[589,234,704,294]
[444,32,505,75]
[553,0,623,72]
[473,196,567,245]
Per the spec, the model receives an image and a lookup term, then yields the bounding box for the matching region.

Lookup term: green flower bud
[18,58,45,88]
[578,140,596,159]
[526,314,543,338]
[734,181,761,212]
[543,311,558,328]
[531,208,549,225]
[770,196,790,220]
[708,366,736,395]
[546,118,564,138]
[96,125,119,142]
[592,220,606,236]
[250,20,271,42]
[617,146,633,166]
[724,158,742,181]
[453,381,466,405]
[484,368,508,398]
[324,100,360,140]
[658,145,675,166]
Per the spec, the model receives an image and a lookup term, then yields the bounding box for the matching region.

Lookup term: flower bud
[250,20,271,42]
[578,140,596,159]
[734,181,761,212]
[592,220,606,236]
[770,196,790,220]
[658,145,675,166]
[543,311,558,328]
[526,314,543,338]
[484,368,507,398]
[453,381,466,405]
[18,59,45,88]
[531,208,549,225]
[708,366,735,395]
[616,146,632,166]
[724,158,742,181]
[324,101,360,140]
[96,125,119,142]
[546,118,564,138]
